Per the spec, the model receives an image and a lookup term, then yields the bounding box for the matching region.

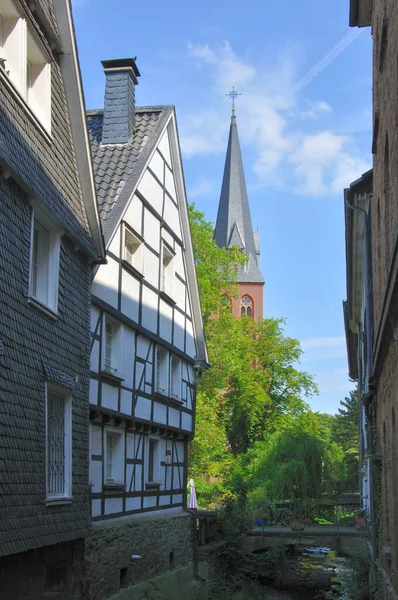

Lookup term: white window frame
[146,437,161,485]
[160,241,175,298]
[104,427,125,486]
[170,354,182,401]
[156,346,169,396]
[45,383,72,503]
[102,315,123,376]
[28,206,61,317]
[0,0,51,131]
[122,224,143,274]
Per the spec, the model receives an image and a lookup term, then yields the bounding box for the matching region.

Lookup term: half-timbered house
[86,58,208,524]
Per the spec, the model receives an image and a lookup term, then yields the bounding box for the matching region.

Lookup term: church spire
[214,96,264,284]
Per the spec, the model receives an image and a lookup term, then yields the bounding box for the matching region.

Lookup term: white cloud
[300,100,332,120]
[301,335,347,361]
[187,179,217,199]
[180,37,369,196]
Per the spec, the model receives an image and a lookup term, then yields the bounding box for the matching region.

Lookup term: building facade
[84,58,209,599]
[345,0,398,598]
[214,108,264,319]
[0,0,104,597]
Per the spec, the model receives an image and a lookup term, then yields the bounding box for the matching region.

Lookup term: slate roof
[87,106,173,245]
[214,114,264,284]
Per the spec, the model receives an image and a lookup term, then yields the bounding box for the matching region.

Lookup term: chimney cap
[101,57,141,80]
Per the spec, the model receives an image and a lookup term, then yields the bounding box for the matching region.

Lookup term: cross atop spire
[226,80,241,113]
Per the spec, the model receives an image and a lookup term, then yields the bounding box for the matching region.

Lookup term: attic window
[123,225,143,275]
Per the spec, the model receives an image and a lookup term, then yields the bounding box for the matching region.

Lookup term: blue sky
[71,0,372,415]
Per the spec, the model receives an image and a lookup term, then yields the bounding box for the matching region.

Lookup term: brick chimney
[101,58,141,145]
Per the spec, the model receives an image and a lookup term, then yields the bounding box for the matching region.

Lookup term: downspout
[345,191,378,590]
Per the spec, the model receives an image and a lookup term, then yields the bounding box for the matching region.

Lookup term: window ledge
[104,482,125,492]
[145,482,161,490]
[46,497,73,506]
[154,391,184,405]
[121,260,144,280]
[100,369,125,384]
[159,290,176,305]
[0,68,52,144]
[28,296,58,320]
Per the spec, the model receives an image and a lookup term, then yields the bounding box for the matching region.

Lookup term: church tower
[214,94,264,319]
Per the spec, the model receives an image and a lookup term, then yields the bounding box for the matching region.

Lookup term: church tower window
[240,295,253,318]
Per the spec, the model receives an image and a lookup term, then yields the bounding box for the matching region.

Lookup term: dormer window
[240,295,253,318]
[122,224,143,275]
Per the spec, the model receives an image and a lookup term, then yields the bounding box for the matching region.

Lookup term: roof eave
[52,0,105,261]
[349,0,372,27]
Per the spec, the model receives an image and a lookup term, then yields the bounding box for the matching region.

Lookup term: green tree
[332,389,360,492]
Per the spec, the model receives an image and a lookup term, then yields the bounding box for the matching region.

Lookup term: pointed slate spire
[214,112,264,283]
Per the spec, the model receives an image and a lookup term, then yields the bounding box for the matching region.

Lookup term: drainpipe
[345,191,378,591]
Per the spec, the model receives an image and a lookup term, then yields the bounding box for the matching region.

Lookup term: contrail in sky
[291,29,363,94]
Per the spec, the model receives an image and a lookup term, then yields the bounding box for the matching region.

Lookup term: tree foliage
[187,205,356,507]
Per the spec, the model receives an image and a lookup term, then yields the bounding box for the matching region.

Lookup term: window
[123,225,143,274]
[161,242,174,298]
[0,0,51,130]
[102,315,122,376]
[147,437,160,484]
[156,346,169,395]
[29,209,61,314]
[240,295,253,318]
[170,355,181,401]
[155,346,183,401]
[104,428,124,485]
[46,384,71,500]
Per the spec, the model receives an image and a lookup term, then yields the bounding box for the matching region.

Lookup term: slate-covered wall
[83,513,194,600]
[0,175,91,558]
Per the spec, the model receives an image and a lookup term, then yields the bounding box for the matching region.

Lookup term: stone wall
[0,539,85,600]
[369,0,398,597]
[83,512,195,600]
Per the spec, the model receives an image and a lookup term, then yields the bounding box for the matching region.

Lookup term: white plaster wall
[138,170,163,216]
[181,412,192,432]
[90,340,100,373]
[88,379,98,404]
[161,229,174,248]
[174,278,185,312]
[90,460,102,493]
[126,497,141,512]
[143,496,157,509]
[134,465,143,491]
[91,425,102,454]
[91,305,101,332]
[92,257,119,308]
[101,383,119,411]
[186,319,196,358]
[135,361,145,392]
[158,130,172,168]
[121,327,135,386]
[91,499,102,518]
[124,194,143,236]
[165,166,176,202]
[159,299,173,343]
[143,247,159,289]
[174,248,184,280]
[173,467,181,488]
[149,150,164,183]
[105,498,123,515]
[135,396,151,420]
[172,494,183,504]
[142,287,158,333]
[120,389,132,415]
[159,495,171,506]
[153,402,167,424]
[108,228,121,257]
[143,208,160,252]
[173,310,185,351]
[137,336,151,360]
[121,270,140,323]
[168,407,180,428]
